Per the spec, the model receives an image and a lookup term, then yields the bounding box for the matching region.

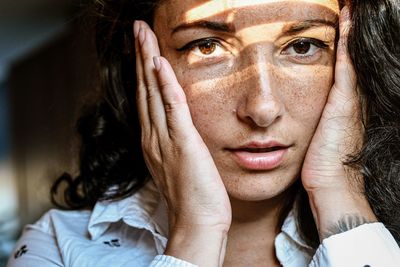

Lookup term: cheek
[167,58,238,138]
[182,76,234,140]
[279,65,334,126]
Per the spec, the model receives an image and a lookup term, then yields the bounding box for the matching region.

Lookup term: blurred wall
[8,24,96,225]
[0,0,70,14]
[0,0,96,264]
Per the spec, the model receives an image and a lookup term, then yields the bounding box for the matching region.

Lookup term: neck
[224,190,296,267]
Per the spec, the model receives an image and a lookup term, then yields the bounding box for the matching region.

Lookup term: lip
[228,141,290,171]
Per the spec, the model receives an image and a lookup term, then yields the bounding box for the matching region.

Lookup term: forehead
[156,0,339,28]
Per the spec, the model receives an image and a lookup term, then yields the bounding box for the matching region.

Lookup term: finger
[134,20,150,132]
[330,7,363,125]
[153,56,197,140]
[335,6,357,91]
[139,22,167,132]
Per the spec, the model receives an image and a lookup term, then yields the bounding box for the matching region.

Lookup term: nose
[236,62,284,128]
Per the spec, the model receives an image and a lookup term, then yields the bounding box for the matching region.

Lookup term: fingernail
[153,56,161,71]
[138,27,146,45]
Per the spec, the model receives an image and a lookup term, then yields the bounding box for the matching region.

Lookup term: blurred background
[0,0,96,265]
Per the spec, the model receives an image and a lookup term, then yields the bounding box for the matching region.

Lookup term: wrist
[307,189,377,240]
[165,225,228,267]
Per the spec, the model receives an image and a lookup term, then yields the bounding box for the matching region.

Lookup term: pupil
[199,41,216,55]
[293,41,311,54]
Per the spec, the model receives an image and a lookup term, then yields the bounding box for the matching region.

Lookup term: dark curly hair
[51,0,400,248]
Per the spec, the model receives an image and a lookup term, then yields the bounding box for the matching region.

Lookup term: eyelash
[176,38,223,52]
[176,37,329,60]
[281,38,329,57]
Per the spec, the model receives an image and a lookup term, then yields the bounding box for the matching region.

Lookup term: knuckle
[142,139,163,165]
[144,79,159,94]
[142,54,153,63]
[136,77,145,89]
[148,32,160,51]
[164,102,180,113]
[141,131,156,150]
[170,129,196,149]
[159,79,174,90]
[146,89,160,104]
[136,87,146,101]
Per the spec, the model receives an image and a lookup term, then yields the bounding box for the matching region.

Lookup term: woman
[7,0,400,266]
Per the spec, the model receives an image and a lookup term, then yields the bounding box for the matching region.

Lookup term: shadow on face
[152,0,340,202]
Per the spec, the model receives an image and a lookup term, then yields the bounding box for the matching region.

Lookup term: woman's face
[153,0,340,201]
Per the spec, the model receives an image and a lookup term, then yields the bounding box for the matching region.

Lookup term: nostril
[235,84,284,128]
[242,101,283,128]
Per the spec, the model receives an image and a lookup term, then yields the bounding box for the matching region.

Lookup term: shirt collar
[88,180,313,258]
[275,210,316,265]
[88,180,168,241]
[281,210,314,250]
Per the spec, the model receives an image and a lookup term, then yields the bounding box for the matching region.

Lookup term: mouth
[238,146,283,153]
[227,142,290,171]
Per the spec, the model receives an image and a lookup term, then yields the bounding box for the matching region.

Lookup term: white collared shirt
[7,181,400,267]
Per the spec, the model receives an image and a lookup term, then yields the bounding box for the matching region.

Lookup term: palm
[301,8,363,194]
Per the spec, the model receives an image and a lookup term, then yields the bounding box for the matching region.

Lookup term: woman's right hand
[134,21,231,266]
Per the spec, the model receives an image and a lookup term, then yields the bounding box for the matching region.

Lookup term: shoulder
[6,209,89,267]
[29,208,92,235]
[33,208,92,237]
[8,196,163,267]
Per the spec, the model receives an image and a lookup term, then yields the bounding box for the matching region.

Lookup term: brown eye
[198,41,217,55]
[293,41,311,54]
[281,38,328,63]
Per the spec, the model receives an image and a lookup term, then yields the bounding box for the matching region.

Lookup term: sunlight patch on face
[187,62,332,97]
[185,0,339,22]
[189,64,267,96]
[184,20,335,66]
[184,21,283,66]
[235,22,285,45]
[236,22,336,45]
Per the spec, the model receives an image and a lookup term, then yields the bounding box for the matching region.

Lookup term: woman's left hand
[301,7,377,240]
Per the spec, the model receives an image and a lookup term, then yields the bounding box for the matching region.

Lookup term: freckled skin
[154,0,339,202]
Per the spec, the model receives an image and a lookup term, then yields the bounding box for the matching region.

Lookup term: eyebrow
[171,20,236,35]
[281,19,339,36]
[171,18,338,37]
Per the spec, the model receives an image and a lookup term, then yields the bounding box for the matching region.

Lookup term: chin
[223,173,299,202]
